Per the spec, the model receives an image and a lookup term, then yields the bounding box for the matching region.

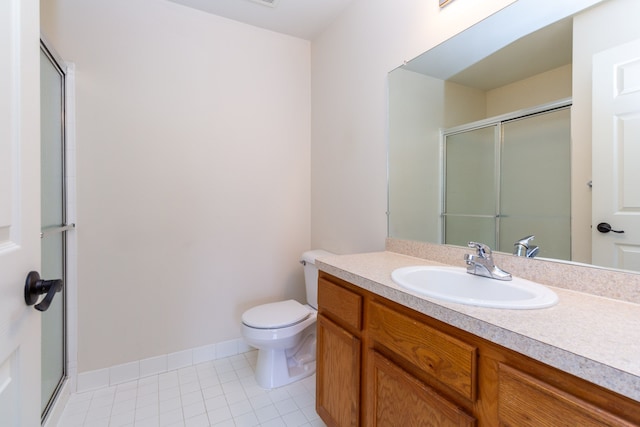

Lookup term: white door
[0,0,43,425]
[592,38,640,271]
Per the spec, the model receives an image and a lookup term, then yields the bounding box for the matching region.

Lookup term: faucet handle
[515,235,535,247]
[513,235,536,257]
[468,241,492,258]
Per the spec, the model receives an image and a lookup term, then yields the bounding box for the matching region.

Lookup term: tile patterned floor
[57,350,326,427]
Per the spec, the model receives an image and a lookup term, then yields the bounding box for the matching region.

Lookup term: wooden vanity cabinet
[316,274,363,427]
[316,272,640,427]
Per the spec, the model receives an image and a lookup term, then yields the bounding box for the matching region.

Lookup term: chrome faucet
[513,235,539,258]
[464,242,512,281]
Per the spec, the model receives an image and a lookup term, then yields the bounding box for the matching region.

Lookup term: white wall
[443,81,487,129]
[486,64,572,117]
[41,0,311,372]
[309,0,518,254]
[310,0,605,256]
[388,70,444,243]
[38,0,616,375]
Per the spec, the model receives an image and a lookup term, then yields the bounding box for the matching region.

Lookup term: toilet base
[254,331,316,389]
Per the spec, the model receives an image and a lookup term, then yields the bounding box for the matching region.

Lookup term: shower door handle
[24,271,63,312]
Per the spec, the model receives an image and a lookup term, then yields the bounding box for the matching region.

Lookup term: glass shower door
[442,104,571,256]
[500,108,571,260]
[40,42,67,420]
[443,125,498,247]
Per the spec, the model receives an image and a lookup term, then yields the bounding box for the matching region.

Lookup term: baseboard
[76,337,252,393]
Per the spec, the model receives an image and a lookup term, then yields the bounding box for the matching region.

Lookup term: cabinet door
[368,350,476,427]
[498,363,636,427]
[317,314,360,427]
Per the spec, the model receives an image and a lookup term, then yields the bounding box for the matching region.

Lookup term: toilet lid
[242,300,310,329]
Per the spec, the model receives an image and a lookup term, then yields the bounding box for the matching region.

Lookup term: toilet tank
[300,249,334,309]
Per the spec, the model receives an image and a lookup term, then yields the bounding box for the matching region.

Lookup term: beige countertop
[316,250,640,402]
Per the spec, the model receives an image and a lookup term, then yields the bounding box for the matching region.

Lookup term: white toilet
[241,249,333,389]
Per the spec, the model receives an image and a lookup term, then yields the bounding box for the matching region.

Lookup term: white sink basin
[391,266,558,309]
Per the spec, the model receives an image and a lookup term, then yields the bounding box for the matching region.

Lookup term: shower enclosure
[40,39,72,423]
[442,104,571,260]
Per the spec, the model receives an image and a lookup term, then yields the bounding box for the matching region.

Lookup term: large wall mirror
[388,0,640,272]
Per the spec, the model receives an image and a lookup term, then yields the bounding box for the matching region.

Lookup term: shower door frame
[40,36,77,427]
[441,98,572,252]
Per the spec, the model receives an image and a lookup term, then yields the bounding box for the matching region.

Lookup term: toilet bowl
[242,300,317,389]
[241,250,333,389]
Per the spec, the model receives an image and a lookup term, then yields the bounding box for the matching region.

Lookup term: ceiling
[448,18,573,90]
[404,15,574,92]
[167,0,356,40]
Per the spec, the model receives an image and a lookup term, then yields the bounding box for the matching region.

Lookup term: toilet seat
[242,300,311,329]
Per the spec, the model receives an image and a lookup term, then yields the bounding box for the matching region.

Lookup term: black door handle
[597,222,625,234]
[24,271,63,312]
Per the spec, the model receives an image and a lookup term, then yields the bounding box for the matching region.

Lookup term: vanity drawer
[367,300,477,401]
[318,275,363,331]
